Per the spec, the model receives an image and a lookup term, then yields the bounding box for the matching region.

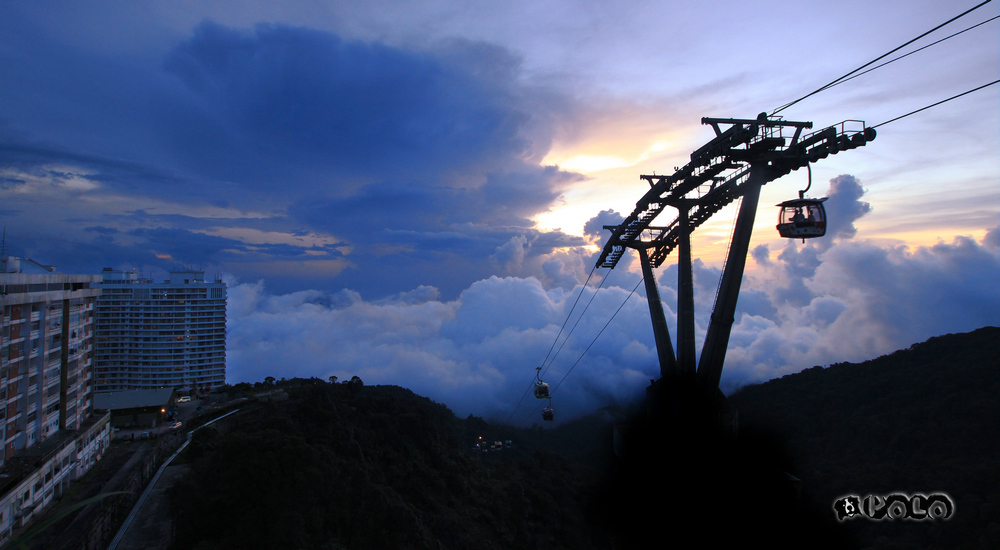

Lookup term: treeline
[169,379,614,550]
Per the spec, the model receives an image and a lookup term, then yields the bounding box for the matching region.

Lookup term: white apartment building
[94,269,226,393]
[0,255,111,543]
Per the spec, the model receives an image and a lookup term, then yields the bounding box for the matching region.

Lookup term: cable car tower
[597,112,875,426]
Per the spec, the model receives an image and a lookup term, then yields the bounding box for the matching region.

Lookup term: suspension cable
[551,278,643,394]
[822,15,1000,93]
[505,266,598,423]
[772,0,995,114]
[873,79,1000,128]
[539,267,613,380]
[511,277,642,424]
[538,265,596,371]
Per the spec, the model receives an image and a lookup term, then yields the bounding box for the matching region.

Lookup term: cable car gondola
[533,367,554,421]
[776,197,827,239]
[777,165,828,241]
[533,367,550,399]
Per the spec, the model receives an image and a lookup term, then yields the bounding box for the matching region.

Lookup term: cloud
[161,23,536,187]
[222,181,1000,424]
[719,175,1000,391]
[490,235,528,272]
[225,274,662,424]
[3,5,995,427]
[583,209,624,240]
[720,230,1000,391]
[0,19,588,298]
[983,224,1000,250]
[821,174,871,242]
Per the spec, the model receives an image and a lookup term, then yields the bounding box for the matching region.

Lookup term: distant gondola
[534,368,553,420]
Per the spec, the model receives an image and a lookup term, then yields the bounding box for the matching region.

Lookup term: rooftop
[93,388,176,411]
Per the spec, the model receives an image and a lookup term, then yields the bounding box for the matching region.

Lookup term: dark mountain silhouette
[728,325,1000,549]
[170,381,615,550]
[169,326,999,549]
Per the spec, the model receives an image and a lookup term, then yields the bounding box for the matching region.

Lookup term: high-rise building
[0,257,102,459]
[94,269,226,393]
[0,254,111,540]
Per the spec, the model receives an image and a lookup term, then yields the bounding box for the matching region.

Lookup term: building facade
[94,269,226,393]
[0,261,101,461]
[0,256,111,543]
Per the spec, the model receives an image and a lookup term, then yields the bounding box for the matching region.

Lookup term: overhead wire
[873,79,1000,128]
[505,265,599,423]
[772,0,995,115]
[551,278,643,394]
[538,266,613,380]
[538,265,598,371]
[520,276,644,422]
[819,15,999,93]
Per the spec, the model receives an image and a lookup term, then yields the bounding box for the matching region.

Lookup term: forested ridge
[729,325,1000,549]
[170,326,999,549]
[170,381,615,550]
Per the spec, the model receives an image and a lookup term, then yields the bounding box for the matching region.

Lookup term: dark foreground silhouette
[170,326,999,549]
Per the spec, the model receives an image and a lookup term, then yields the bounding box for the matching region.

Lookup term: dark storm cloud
[287,167,572,237]
[13,232,161,274]
[0,177,26,190]
[161,22,534,187]
[48,227,245,270]
[1,18,582,297]
[84,226,118,235]
[0,139,183,191]
[125,226,349,264]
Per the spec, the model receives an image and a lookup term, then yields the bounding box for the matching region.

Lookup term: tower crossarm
[595,115,875,269]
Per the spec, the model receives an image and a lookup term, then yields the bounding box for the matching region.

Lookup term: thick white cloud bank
[226,176,1000,425]
[227,273,659,425]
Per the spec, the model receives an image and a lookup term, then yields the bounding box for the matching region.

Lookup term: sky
[1,1,998,424]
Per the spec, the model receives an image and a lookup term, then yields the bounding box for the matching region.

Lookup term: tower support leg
[638,247,677,378]
[697,167,767,389]
[676,208,697,375]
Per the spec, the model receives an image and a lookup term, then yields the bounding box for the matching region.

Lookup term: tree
[264,376,276,387]
[328,375,338,384]
[346,375,364,394]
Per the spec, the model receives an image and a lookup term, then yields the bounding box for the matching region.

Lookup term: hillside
[168,326,999,549]
[729,326,1000,549]
[169,381,615,550]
